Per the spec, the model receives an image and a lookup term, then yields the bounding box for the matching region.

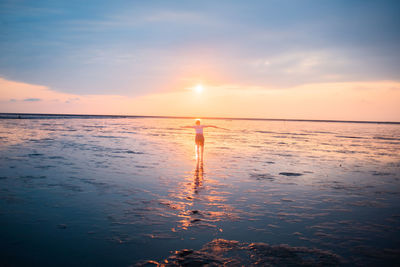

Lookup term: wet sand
[0,117,399,266]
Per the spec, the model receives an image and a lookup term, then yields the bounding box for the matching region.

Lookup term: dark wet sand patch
[336,135,366,139]
[135,239,341,266]
[48,156,65,159]
[28,153,44,157]
[371,171,392,176]
[126,150,144,154]
[249,173,275,181]
[281,198,294,202]
[279,172,303,177]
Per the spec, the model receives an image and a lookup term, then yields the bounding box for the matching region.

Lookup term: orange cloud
[1,77,399,121]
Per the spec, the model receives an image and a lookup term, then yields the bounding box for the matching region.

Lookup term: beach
[0,115,399,266]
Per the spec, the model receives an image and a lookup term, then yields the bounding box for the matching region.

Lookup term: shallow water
[0,117,399,266]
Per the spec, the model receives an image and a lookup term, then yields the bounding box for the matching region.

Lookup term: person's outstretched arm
[204,125,228,130]
[181,126,194,128]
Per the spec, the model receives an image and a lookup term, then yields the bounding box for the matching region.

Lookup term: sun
[195,84,203,94]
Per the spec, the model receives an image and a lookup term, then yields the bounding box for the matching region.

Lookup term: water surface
[0,117,399,266]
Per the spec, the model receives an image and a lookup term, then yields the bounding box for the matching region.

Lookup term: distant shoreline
[0,112,399,125]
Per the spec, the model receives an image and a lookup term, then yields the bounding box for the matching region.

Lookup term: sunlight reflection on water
[0,117,399,266]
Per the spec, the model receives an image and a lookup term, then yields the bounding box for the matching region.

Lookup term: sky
[0,0,399,121]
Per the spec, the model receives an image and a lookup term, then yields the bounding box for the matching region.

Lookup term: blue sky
[1,0,399,96]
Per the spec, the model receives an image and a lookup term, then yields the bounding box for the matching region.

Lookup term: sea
[0,114,399,266]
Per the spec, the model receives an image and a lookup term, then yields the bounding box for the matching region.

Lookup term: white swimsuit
[192,125,205,134]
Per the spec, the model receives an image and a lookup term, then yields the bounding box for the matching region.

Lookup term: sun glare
[195,84,203,94]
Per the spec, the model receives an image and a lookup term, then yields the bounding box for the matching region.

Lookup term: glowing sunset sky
[0,0,399,121]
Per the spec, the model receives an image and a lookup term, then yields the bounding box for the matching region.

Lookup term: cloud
[1,77,399,122]
[24,98,42,102]
[0,1,398,97]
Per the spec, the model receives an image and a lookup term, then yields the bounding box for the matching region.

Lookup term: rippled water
[0,117,399,266]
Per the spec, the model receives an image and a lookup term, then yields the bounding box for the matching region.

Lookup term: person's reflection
[193,158,204,194]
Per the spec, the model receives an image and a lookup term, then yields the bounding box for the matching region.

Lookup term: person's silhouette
[182,119,222,162]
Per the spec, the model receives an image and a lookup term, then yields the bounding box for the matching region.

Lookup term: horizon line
[1,112,399,125]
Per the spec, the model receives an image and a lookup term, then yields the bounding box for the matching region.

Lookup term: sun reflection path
[177,159,207,230]
[165,157,241,232]
[193,159,204,194]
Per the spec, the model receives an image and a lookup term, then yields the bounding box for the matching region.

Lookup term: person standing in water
[183,119,221,162]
